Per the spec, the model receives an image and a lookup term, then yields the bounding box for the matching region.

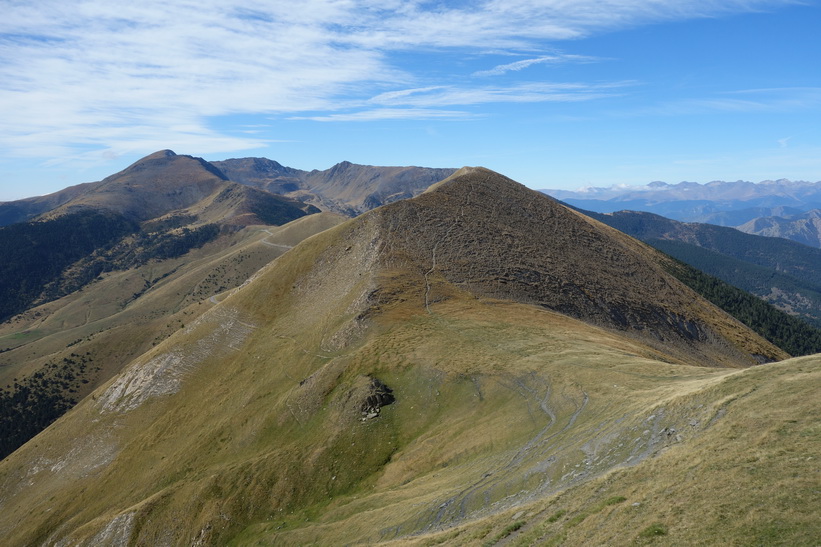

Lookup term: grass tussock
[638,522,668,538]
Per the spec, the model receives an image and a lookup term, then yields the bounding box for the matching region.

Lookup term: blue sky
[1,0,819,201]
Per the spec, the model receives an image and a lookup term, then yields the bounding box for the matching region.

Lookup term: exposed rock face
[96,306,256,413]
[361,376,395,418]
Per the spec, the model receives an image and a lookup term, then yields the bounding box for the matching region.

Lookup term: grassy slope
[0,214,345,460]
[397,354,821,547]
[0,227,274,389]
[243,304,821,546]
[0,213,344,389]
[1,211,816,546]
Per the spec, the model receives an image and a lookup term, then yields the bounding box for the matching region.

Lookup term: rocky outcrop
[360,376,395,419]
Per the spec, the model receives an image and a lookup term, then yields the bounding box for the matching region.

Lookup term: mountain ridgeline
[212,157,457,216]
[0,166,816,545]
[738,209,821,247]
[374,168,784,367]
[0,151,318,323]
[2,153,821,461]
[0,158,819,545]
[581,209,821,329]
[0,150,453,324]
[0,151,327,460]
[544,178,821,249]
[0,151,454,462]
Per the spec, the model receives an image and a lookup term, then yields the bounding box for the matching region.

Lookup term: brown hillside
[42,150,315,225]
[46,150,228,220]
[0,168,804,546]
[0,181,99,226]
[215,157,456,215]
[372,167,785,367]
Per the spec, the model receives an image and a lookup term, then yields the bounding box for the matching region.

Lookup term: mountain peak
[142,149,177,160]
[328,160,354,174]
[424,166,524,195]
[35,150,315,224]
[116,149,189,176]
[377,169,783,367]
[0,161,803,546]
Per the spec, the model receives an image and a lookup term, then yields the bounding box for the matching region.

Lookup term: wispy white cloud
[368,87,451,104]
[292,108,478,122]
[622,87,821,116]
[0,0,801,165]
[369,82,633,108]
[472,54,600,77]
[296,81,633,122]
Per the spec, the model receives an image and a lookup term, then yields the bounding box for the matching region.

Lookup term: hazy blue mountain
[737,209,821,247]
[543,179,821,228]
[581,208,821,326]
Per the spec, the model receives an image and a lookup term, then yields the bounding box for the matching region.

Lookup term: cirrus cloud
[0,0,803,165]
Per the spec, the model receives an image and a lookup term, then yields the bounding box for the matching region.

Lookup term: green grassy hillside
[0,213,346,460]
[1,169,810,546]
[398,353,821,547]
[1,228,815,544]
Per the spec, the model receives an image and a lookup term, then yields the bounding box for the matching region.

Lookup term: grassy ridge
[400,354,821,546]
[1,173,816,546]
[0,217,343,463]
[0,306,813,545]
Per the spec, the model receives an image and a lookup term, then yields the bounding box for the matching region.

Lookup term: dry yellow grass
[0,215,344,398]
[0,170,814,546]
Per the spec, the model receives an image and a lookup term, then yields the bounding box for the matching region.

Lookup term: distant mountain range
[1,152,820,469]
[737,209,821,247]
[3,166,818,545]
[543,179,821,247]
[0,150,317,228]
[579,209,821,328]
[0,151,455,319]
[0,151,320,323]
[0,151,454,460]
[213,157,456,216]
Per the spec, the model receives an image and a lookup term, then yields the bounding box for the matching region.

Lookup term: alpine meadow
[2,1,821,545]
[0,156,819,545]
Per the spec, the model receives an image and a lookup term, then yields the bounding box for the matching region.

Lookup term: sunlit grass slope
[391,354,821,547]
[0,170,813,546]
[0,213,345,459]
